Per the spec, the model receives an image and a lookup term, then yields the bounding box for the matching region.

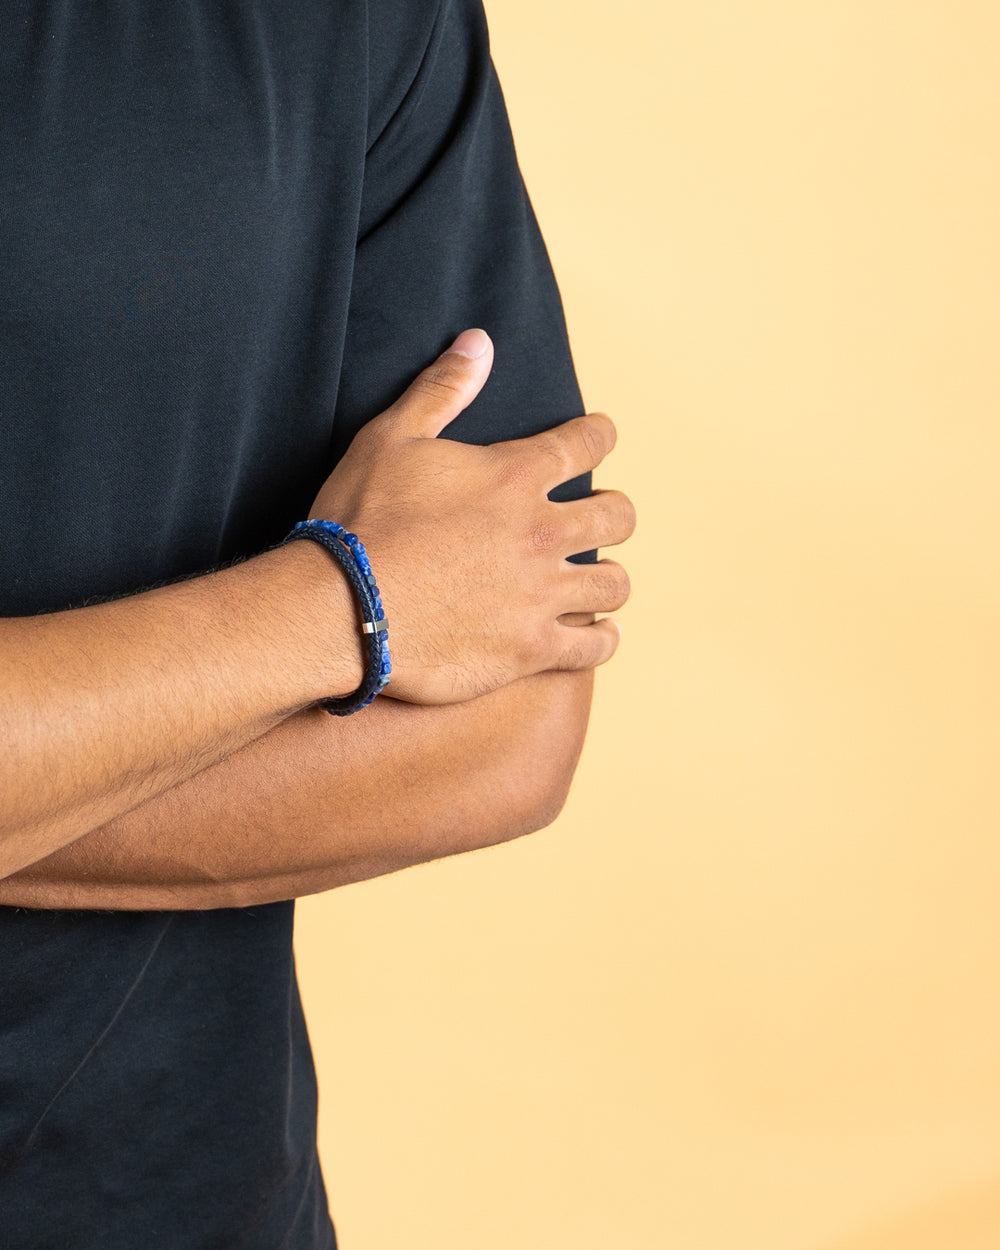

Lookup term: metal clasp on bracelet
[362,619,388,635]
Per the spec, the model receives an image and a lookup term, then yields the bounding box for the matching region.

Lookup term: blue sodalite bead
[287,518,392,712]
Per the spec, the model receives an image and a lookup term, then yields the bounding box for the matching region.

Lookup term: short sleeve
[333,0,589,514]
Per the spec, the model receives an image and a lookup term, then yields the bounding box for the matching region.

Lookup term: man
[0,0,633,1245]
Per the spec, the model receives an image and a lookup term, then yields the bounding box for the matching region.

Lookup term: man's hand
[310,328,635,704]
[0,330,633,877]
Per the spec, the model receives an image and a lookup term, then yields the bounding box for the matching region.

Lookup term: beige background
[296,2,1000,1247]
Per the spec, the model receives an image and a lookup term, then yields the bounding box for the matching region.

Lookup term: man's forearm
[0,670,593,911]
[0,542,360,879]
[0,338,629,882]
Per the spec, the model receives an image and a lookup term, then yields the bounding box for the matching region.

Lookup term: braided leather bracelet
[282,520,392,715]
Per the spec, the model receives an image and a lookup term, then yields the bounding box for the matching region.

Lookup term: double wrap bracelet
[282,519,392,716]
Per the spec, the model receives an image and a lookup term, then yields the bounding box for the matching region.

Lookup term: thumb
[381,328,494,439]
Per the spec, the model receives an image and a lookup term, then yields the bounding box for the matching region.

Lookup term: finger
[561,559,632,616]
[379,328,495,439]
[554,489,637,555]
[548,617,622,671]
[497,412,617,491]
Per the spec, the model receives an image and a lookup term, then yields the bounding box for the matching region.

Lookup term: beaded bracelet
[282,519,392,716]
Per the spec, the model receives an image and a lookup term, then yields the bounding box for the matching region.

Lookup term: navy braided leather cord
[282,520,391,715]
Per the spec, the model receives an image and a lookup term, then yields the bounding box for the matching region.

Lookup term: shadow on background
[819,1179,1000,1250]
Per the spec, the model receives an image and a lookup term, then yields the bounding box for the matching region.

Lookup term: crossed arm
[0,338,631,911]
[0,668,592,911]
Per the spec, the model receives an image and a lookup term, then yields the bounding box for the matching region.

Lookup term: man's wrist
[243,543,366,707]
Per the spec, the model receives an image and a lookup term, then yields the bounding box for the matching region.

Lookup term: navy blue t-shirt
[0,1,584,1245]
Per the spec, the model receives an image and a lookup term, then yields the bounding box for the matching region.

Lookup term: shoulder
[364,0,491,147]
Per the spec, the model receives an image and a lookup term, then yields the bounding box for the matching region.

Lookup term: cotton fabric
[0,2,584,1244]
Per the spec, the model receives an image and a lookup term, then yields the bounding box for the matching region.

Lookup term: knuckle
[591,490,632,538]
[574,418,603,467]
[537,427,572,473]
[526,519,559,554]
[411,362,465,400]
[522,427,562,470]
[495,452,535,493]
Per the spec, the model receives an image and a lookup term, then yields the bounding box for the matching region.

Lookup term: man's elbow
[465,668,593,853]
[517,740,581,835]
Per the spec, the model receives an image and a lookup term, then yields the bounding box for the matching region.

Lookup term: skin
[0,330,635,903]
[0,670,593,910]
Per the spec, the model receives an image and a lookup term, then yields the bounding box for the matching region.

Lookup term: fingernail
[447,328,490,359]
